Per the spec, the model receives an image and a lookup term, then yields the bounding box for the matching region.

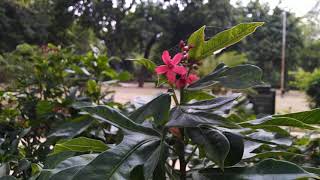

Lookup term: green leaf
[43,154,98,180]
[182,90,215,103]
[200,22,264,60]
[273,109,320,124]
[129,93,171,125]
[76,104,160,136]
[188,26,205,60]
[188,127,230,169]
[188,64,263,90]
[181,94,240,110]
[223,132,244,167]
[166,107,240,128]
[240,116,319,130]
[52,137,108,155]
[71,133,161,180]
[244,151,306,160]
[193,158,317,180]
[48,116,92,139]
[128,58,157,72]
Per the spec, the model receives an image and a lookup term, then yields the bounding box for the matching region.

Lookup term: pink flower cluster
[155,45,199,89]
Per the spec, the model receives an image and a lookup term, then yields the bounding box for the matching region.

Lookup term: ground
[106,82,310,113]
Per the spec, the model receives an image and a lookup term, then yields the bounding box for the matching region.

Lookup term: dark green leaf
[188,64,263,90]
[245,130,292,146]
[77,104,160,136]
[129,93,171,125]
[51,137,108,155]
[244,151,306,160]
[182,94,240,110]
[166,107,240,128]
[223,132,244,167]
[188,127,229,169]
[71,133,161,180]
[45,154,98,180]
[193,158,317,180]
[240,116,319,130]
[48,116,92,138]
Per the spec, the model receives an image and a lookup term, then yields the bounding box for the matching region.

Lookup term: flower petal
[166,71,176,84]
[187,74,199,84]
[172,66,187,75]
[176,79,186,89]
[155,65,169,74]
[171,53,183,65]
[162,50,171,65]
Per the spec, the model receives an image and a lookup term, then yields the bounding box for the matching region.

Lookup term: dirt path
[106,83,310,113]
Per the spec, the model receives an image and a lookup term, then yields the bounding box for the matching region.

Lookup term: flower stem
[169,85,179,105]
[178,88,186,180]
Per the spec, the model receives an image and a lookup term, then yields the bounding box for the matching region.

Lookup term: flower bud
[179,40,185,49]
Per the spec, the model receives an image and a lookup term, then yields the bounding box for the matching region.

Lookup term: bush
[291,68,320,107]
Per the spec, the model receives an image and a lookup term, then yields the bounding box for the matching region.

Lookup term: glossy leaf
[166,107,240,128]
[240,116,319,130]
[43,154,98,180]
[244,151,306,160]
[193,158,317,180]
[71,133,161,180]
[182,94,240,110]
[188,127,230,169]
[51,137,108,155]
[129,93,171,125]
[77,104,160,136]
[188,64,263,90]
[48,116,92,138]
[223,132,244,167]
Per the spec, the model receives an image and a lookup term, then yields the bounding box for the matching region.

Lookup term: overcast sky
[230,0,319,17]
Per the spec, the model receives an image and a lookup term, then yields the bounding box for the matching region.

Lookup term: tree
[232,1,304,86]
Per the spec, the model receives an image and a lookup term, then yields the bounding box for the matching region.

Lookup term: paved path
[106,83,310,113]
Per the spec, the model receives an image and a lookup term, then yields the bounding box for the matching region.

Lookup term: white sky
[231,0,319,17]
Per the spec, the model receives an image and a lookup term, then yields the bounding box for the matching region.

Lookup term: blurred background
[1,0,320,112]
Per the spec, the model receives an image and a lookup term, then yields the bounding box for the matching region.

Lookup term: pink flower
[155,51,187,83]
[176,74,199,89]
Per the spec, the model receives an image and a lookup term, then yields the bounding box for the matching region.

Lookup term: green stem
[169,84,179,105]
[178,88,186,180]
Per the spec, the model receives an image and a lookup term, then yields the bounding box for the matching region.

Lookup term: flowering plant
[34,22,320,180]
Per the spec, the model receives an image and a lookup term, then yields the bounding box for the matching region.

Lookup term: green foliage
[291,68,320,107]
[1,20,320,180]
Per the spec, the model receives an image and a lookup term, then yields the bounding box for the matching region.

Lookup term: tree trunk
[138,34,157,87]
